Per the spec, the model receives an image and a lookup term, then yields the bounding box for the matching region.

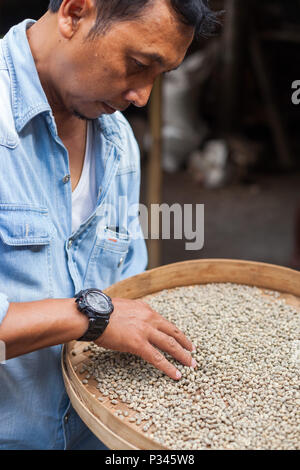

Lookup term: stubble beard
[72,109,95,121]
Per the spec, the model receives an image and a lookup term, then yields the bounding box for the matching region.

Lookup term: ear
[57,0,95,39]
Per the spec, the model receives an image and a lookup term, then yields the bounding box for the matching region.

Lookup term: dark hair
[48,0,220,37]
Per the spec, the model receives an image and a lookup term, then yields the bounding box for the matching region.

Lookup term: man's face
[52,0,194,119]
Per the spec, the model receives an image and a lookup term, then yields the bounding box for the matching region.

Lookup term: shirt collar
[3,19,124,150]
[2,19,52,133]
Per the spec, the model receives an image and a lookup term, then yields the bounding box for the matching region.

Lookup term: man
[0,0,217,450]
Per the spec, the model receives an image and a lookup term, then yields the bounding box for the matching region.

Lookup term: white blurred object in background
[188,139,229,188]
[162,45,217,172]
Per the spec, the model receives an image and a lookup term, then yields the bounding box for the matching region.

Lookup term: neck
[26,12,84,138]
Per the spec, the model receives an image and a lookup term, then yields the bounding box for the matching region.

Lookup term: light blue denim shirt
[0,19,147,449]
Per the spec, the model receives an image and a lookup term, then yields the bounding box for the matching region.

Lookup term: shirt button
[68,239,73,249]
[64,413,69,423]
[63,174,71,184]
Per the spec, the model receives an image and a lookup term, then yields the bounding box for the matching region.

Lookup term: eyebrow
[140,52,166,66]
[139,52,180,72]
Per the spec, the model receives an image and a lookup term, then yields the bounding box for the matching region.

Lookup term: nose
[124,83,153,108]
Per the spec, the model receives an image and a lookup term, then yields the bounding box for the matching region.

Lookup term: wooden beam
[250,34,293,168]
[146,76,163,269]
[219,0,249,132]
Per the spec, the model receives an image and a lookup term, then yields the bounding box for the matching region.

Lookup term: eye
[132,58,148,71]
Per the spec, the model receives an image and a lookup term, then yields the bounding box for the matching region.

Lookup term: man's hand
[95,298,196,380]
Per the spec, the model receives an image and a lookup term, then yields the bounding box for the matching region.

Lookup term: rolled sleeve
[0,293,9,325]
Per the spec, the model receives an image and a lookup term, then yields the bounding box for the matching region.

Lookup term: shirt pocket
[83,226,131,290]
[0,204,55,301]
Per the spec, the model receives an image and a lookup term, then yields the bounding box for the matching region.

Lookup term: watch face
[86,291,110,314]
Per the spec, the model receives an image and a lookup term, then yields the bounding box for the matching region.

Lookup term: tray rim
[105,258,300,299]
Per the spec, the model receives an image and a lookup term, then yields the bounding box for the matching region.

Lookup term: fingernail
[192,345,196,352]
[176,370,182,380]
[191,358,197,368]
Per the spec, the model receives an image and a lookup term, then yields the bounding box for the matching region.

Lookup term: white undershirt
[72,121,98,233]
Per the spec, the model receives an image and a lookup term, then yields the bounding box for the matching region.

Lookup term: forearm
[0,298,88,359]
[0,296,196,381]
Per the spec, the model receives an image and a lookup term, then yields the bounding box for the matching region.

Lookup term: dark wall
[0,0,49,35]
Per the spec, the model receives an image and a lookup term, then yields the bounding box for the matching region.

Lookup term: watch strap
[77,316,109,342]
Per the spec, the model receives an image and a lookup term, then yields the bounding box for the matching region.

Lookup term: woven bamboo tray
[62,259,300,449]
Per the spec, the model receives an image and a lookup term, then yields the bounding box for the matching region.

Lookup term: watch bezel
[76,289,114,317]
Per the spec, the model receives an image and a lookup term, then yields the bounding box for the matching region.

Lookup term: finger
[137,301,195,352]
[156,318,195,352]
[139,342,182,381]
[149,329,196,368]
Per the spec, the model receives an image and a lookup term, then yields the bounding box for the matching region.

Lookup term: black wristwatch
[74,288,114,342]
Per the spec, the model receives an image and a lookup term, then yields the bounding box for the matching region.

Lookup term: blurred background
[1,0,299,270]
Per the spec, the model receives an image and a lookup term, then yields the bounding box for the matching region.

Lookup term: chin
[72,101,118,120]
[72,109,98,121]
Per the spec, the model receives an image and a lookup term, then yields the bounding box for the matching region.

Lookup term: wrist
[66,297,89,342]
[74,289,114,342]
